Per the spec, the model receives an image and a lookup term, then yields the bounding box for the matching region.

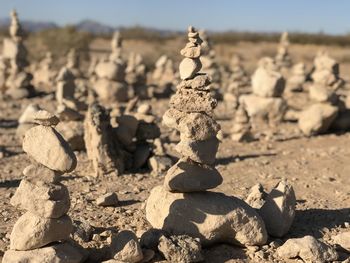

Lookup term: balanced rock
[10,178,70,218]
[3,242,86,263]
[22,164,60,184]
[298,103,338,136]
[170,88,217,113]
[259,180,296,237]
[33,110,59,126]
[179,57,202,80]
[146,185,267,246]
[164,158,222,192]
[276,236,338,262]
[175,136,219,165]
[245,183,267,209]
[110,230,143,262]
[23,125,77,172]
[10,212,73,250]
[177,112,220,141]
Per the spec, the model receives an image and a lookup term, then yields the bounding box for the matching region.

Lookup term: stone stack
[227,54,250,93]
[3,110,85,262]
[275,32,292,70]
[92,33,128,104]
[199,30,222,98]
[109,31,124,63]
[240,57,287,126]
[146,26,267,248]
[150,55,176,97]
[125,52,148,99]
[230,104,253,142]
[286,62,307,92]
[66,49,83,78]
[298,53,343,136]
[3,10,34,99]
[223,54,250,109]
[33,52,57,91]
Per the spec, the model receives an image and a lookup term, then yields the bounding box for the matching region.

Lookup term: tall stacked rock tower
[3,111,84,262]
[146,27,267,247]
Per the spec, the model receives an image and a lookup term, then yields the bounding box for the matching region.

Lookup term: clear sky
[0,0,349,34]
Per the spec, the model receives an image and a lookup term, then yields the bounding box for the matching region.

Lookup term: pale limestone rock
[110,230,144,262]
[164,158,222,192]
[10,212,72,250]
[10,178,70,218]
[259,180,296,237]
[3,242,86,263]
[276,236,338,262]
[298,103,338,136]
[146,186,268,247]
[96,192,119,207]
[23,125,77,173]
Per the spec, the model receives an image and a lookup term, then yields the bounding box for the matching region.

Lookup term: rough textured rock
[10,178,70,218]
[259,180,296,237]
[56,121,85,151]
[110,230,143,262]
[146,186,267,246]
[175,136,219,165]
[10,212,73,250]
[239,94,287,124]
[179,57,201,80]
[177,112,220,141]
[245,183,267,209]
[22,164,60,184]
[158,235,203,263]
[164,158,222,192]
[96,192,119,207]
[276,236,338,262]
[298,103,338,136]
[23,125,77,172]
[84,103,125,176]
[3,242,86,263]
[170,88,217,114]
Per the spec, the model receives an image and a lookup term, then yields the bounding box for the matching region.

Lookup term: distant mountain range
[0,18,175,35]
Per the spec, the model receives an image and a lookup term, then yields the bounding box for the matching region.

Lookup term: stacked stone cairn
[3,10,34,99]
[66,49,83,78]
[199,30,222,99]
[149,55,177,98]
[230,104,253,142]
[227,53,250,93]
[3,110,85,262]
[125,52,148,99]
[92,32,128,104]
[286,62,307,93]
[146,26,267,248]
[275,32,292,71]
[298,53,344,135]
[240,57,287,127]
[223,54,250,109]
[33,52,57,91]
